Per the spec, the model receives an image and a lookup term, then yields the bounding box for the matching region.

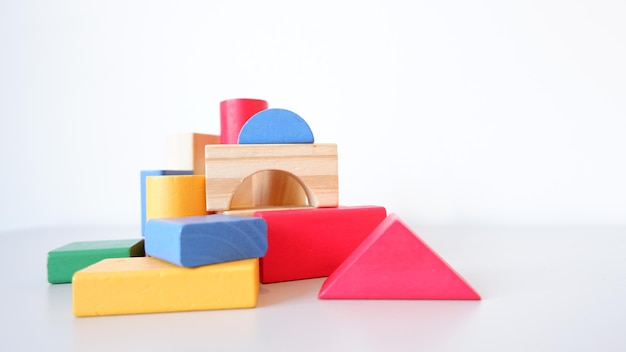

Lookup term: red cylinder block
[220,98,268,144]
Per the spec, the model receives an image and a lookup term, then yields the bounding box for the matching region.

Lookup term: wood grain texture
[230,170,310,209]
[220,205,313,217]
[166,133,220,175]
[205,143,338,211]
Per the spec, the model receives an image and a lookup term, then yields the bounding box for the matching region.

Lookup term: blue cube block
[145,215,268,267]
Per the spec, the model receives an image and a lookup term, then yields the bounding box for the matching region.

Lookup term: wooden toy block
[230,170,310,210]
[318,214,481,300]
[205,143,338,212]
[145,215,268,267]
[73,257,260,317]
[220,98,268,144]
[238,108,314,144]
[220,205,312,217]
[254,206,387,283]
[47,239,144,284]
[146,175,208,224]
[141,170,193,236]
[166,133,220,175]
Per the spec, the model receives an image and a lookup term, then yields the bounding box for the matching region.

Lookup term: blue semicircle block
[238,108,315,144]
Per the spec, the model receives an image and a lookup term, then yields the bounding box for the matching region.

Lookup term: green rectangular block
[47,239,145,284]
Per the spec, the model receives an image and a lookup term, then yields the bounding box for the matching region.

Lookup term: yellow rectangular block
[72,257,259,317]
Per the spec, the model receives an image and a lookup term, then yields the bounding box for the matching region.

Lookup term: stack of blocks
[47,98,480,317]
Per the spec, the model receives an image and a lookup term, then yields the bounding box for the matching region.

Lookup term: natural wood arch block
[220,206,313,217]
[230,170,310,210]
[204,144,338,212]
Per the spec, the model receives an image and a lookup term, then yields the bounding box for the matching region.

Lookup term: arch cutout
[204,144,338,212]
[230,170,312,210]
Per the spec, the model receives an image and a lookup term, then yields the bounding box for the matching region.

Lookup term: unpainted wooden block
[145,215,268,267]
[318,214,481,300]
[205,143,338,212]
[230,170,310,210]
[166,133,220,175]
[220,205,313,217]
[47,239,145,284]
[73,257,260,317]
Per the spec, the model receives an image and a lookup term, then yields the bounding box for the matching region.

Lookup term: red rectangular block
[254,206,387,283]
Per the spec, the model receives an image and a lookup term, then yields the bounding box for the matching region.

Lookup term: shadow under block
[47,239,145,284]
[205,143,338,212]
[141,170,193,236]
[318,214,481,300]
[238,108,314,144]
[254,206,387,283]
[145,215,268,267]
[72,257,260,317]
[220,98,268,144]
[146,175,208,223]
[166,133,220,175]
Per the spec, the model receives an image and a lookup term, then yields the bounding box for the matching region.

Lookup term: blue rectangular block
[140,170,193,236]
[145,215,268,268]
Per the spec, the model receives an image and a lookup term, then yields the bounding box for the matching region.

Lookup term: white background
[1,0,625,233]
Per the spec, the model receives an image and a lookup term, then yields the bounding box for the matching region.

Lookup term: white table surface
[2,225,625,351]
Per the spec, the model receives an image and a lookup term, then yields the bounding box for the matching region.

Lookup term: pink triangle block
[318,214,481,300]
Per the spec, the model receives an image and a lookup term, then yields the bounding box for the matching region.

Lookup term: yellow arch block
[72,257,259,317]
[146,175,208,221]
